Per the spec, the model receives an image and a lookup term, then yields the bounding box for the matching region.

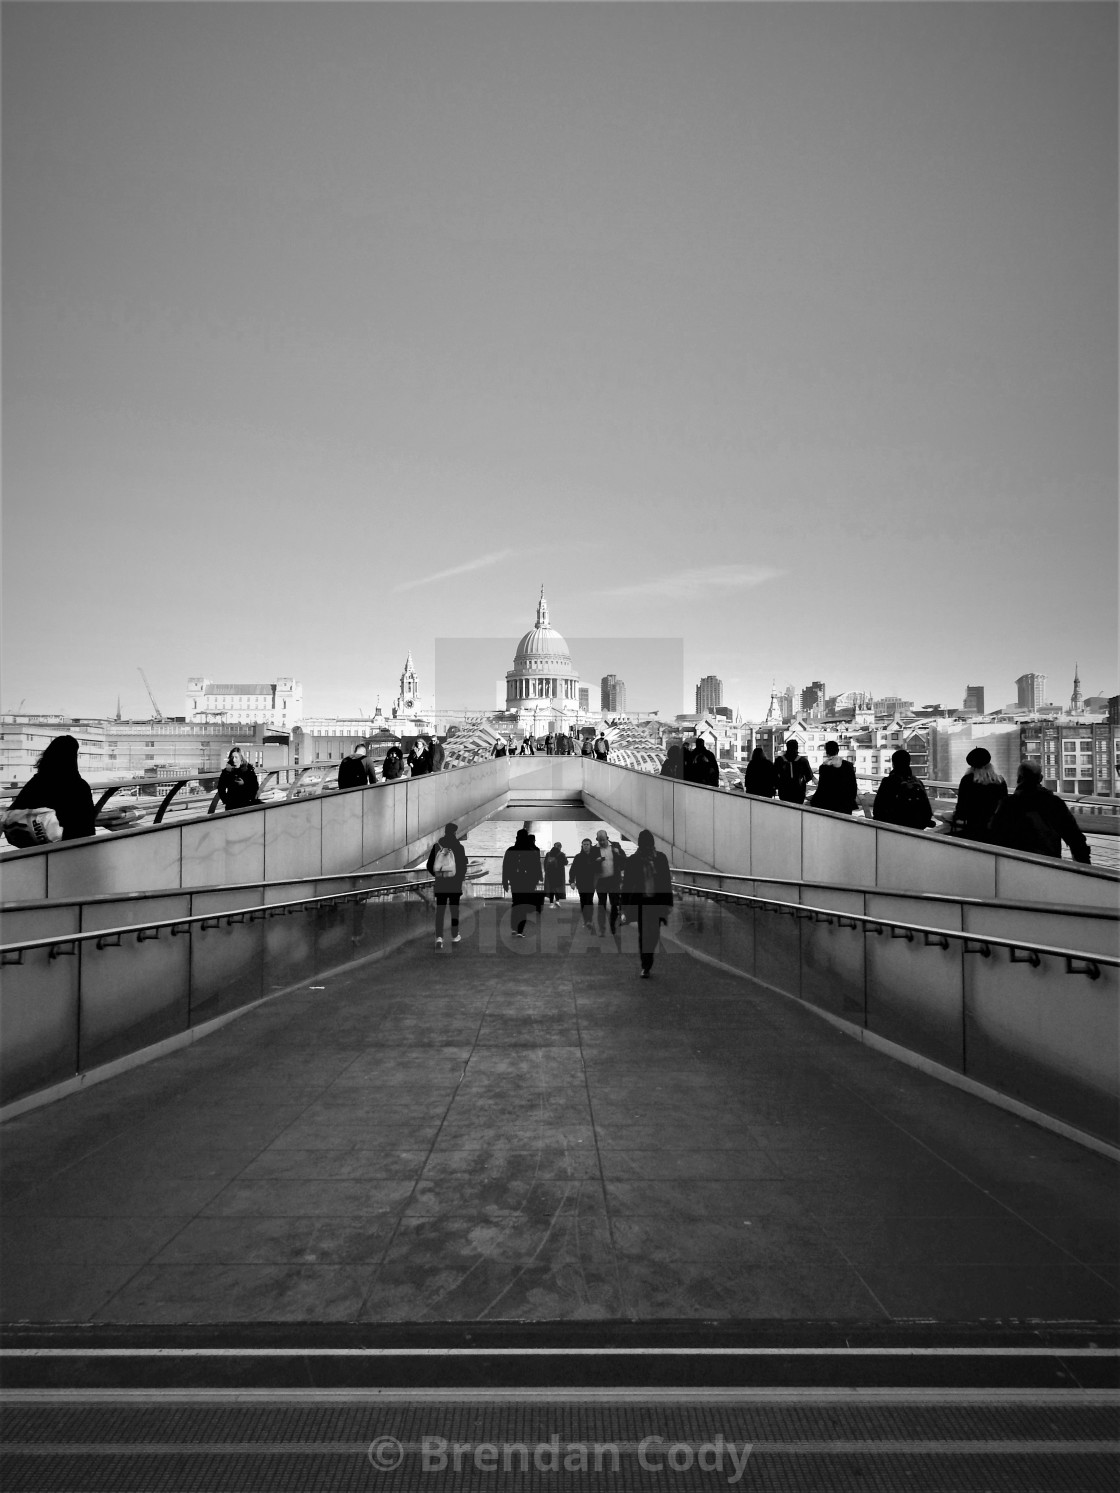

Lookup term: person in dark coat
[382,742,405,779]
[407,739,430,776]
[568,837,598,930]
[543,842,568,905]
[810,741,858,814]
[660,744,684,780]
[621,829,674,978]
[872,749,934,830]
[5,734,96,843]
[338,743,373,790]
[590,828,627,937]
[217,748,259,811]
[691,737,721,786]
[428,738,446,773]
[426,821,469,947]
[502,826,544,937]
[742,747,778,798]
[491,736,508,758]
[949,747,1007,842]
[775,740,814,804]
[681,738,700,782]
[988,761,1091,863]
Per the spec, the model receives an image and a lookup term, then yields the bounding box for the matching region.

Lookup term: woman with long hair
[217,748,259,811]
[5,734,96,843]
[949,747,1008,842]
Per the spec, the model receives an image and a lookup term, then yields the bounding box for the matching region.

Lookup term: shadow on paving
[1,901,1117,1325]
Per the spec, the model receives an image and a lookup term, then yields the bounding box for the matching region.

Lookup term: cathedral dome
[513,592,576,675]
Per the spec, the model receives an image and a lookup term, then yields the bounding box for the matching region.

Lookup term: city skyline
[3,4,1116,721]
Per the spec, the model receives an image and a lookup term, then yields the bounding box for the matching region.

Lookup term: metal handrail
[0,878,434,965]
[672,882,1118,980]
[669,868,1120,919]
[1,866,432,913]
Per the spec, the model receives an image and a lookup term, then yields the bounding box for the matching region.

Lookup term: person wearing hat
[426,821,468,949]
[949,746,1007,842]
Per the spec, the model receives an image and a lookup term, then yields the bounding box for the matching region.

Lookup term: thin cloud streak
[393,549,516,593]
[604,565,785,601]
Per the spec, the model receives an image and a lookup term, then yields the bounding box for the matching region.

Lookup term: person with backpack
[426,821,468,949]
[502,826,544,938]
[872,749,935,831]
[580,734,594,758]
[988,760,1091,863]
[691,736,720,786]
[621,829,674,978]
[590,828,627,937]
[810,741,858,814]
[593,732,610,761]
[338,743,374,791]
[775,739,814,804]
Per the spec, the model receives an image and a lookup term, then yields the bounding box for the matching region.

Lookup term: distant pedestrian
[580,735,594,757]
[593,732,610,761]
[742,747,778,798]
[492,736,508,758]
[988,761,1091,863]
[621,828,674,978]
[429,737,446,773]
[949,747,1007,842]
[810,742,858,815]
[568,837,598,929]
[545,732,555,757]
[502,827,544,937]
[382,742,405,780]
[776,740,814,804]
[338,743,373,791]
[3,734,96,845]
[217,748,260,811]
[660,743,684,780]
[543,842,568,905]
[426,821,468,949]
[872,749,935,831]
[681,738,699,782]
[590,828,627,937]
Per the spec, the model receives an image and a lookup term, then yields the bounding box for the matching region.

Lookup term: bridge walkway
[2,900,1116,1326]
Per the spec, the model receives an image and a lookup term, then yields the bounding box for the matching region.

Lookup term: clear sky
[4,2,1116,721]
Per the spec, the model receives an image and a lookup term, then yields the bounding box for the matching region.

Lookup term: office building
[696,675,723,714]
[601,674,626,713]
[1015,673,1047,712]
[962,685,985,715]
[801,681,826,714]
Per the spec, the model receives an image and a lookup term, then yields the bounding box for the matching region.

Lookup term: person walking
[502,826,544,938]
[872,749,935,830]
[621,829,674,979]
[988,761,1091,863]
[681,738,700,782]
[949,747,1007,842]
[776,740,814,804]
[3,734,96,845]
[580,734,594,758]
[590,828,627,937]
[810,741,858,814]
[428,736,446,773]
[382,741,405,780]
[568,837,598,930]
[742,746,778,798]
[545,732,555,757]
[426,821,468,949]
[543,842,568,906]
[492,736,508,758]
[407,739,430,776]
[593,732,610,762]
[217,748,260,811]
[338,743,373,790]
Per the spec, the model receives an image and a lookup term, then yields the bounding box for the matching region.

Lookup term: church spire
[1070,662,1083,715]
[536,586,549,628]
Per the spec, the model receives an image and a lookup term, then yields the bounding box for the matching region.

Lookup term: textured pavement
[1,902,1117,1324]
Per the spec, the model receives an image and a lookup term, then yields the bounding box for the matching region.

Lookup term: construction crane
[137,667,164,722]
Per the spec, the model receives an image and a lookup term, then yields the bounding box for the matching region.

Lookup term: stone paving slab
[1,903,1117,1324]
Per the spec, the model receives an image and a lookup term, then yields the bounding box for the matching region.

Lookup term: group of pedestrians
[426,821,673,977]
[338,735,445,789]
[492,731,610,759]
[660,736,720,786]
